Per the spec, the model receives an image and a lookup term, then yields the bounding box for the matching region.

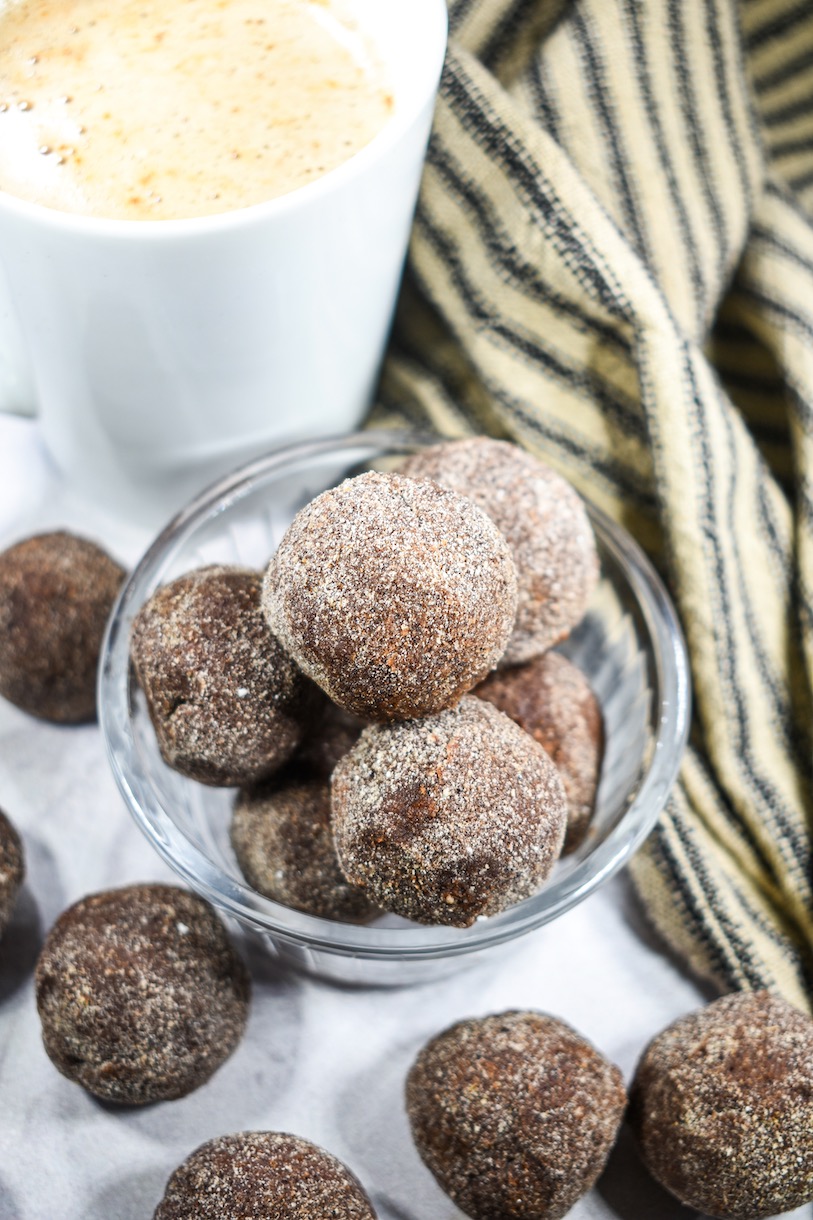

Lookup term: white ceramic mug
[0,0,447,523]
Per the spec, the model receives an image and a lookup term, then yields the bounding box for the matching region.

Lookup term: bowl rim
[99,429,691,960]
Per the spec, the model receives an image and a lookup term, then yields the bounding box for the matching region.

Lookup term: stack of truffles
[4,442,813,1220]
[131,438,603,927]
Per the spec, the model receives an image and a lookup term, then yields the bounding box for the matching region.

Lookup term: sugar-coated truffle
[407,1010,627,1220]
[131,565,315,786]
[401,438,598,664]
[153,1131,376,1219]
[262,471,518,721]
[332,696,566,926]
[475,651,603,852]
[293,699,365,779]
[231,771,376,923]
[0,808,24,939]
[0,530,126,723]
[35,884,250,1104]
[628,990,813,1219]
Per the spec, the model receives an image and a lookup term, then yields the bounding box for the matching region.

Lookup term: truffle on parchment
[152,1131,376,1219]
[628,990,813,1219]
[35,884,250,1104]
[0,530,125,723]
[406,1009,627,1220]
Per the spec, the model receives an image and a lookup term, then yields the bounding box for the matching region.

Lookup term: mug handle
[0,259,36,415]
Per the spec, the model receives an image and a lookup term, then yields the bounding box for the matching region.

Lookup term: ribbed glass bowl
[99,431,691,985]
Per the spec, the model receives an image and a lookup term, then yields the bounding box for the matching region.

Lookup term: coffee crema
[0,0,394,220]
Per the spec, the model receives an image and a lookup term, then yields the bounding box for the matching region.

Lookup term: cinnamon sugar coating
[332,696,566,927]
[0,808,24,939]
[0,531,125,723]
[406,1010,627,1220]
[401,438,598,665]
[153,1131,376,1219]
[262,471,518,721]
[231,770,375,923]
[131,565,315,786]
[35,884,250,1104]
[628,991,813,1219]
[476,651,604,852]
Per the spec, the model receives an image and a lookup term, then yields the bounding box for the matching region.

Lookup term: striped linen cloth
[371,0,813,1011]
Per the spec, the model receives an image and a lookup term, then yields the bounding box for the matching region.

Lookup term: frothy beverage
[0,0,394,220]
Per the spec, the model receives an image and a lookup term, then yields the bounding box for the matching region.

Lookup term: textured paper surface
[0,419,808,1220]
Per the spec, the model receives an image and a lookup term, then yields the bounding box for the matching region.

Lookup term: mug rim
[0,0,448,240]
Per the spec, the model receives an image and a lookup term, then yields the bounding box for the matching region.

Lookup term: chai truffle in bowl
[0,808,24,940]
[131,564,316,786]
[99,431,691,985]
[401,437,599,664]
[476,651,604,852]
[261,470,518,721]
[231,769,376,923]
[332,696,567,926]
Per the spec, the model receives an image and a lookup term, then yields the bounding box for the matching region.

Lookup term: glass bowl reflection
[99,431,691,985]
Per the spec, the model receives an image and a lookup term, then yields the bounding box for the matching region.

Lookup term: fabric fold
[374,0,813,1009]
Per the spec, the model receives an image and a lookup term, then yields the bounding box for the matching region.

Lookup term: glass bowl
[99,431,691,985]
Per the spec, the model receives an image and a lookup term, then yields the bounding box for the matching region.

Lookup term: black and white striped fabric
[372,0,813,1010]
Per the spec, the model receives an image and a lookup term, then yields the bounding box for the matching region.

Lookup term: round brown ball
[332,696,567,926]
[401,438,599,664]
[475,651,604,852]
[0,808,24,939]
[293,699,365,779]
[262,471,518,721]
[628,990,813,1219]
[131,565,315,786]
[35,884,250,1104]
[231,771,376,923]
[0,530,126,723]
[406,1010,627,1220]
[153,1131,376,1219]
